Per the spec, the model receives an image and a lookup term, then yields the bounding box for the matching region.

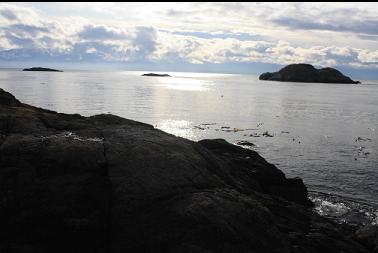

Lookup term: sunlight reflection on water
[155,76,213,91]
[156,119,197,139]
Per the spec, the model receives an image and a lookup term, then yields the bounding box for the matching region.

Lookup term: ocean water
[1,68,377,224]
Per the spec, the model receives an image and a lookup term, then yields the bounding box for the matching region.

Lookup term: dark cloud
[0,8,18,20]
[0,23,53,49]
[171,30,265,41]
[358,34,378,41]
[4,31,36,48]
[224,50,247,58]
[0,22,158,63]
[68,41,130,62]
[0,41,125,63]
[78,25,129,40]
[273,17,378,36]
[7,24,50,36]
[0,48,54,61]
[327,50,360,65]
[132,26,157,60]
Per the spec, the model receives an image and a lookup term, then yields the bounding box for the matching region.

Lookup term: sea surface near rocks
[1,68,377,224]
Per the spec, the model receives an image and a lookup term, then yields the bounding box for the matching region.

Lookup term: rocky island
[0,88,375,252]
[259,64,360,84]
[142,73,171,77]
[23,67,63,72]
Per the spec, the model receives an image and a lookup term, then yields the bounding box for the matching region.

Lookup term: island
[142,73,171,77]
[0,88,375,252]
[22,67,63,72]
[259,63,360,84]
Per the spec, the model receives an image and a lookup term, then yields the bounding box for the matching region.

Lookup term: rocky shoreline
[0,88,376,252]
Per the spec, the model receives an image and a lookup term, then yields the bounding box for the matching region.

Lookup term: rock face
[0,88,373,252]
[259,64,360,84]
[355,225,378,253]
[23,67,63,72]
[142,73,170,77]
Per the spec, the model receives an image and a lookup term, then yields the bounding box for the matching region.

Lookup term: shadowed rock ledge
[259,64,360,84]
[0,88,374,252]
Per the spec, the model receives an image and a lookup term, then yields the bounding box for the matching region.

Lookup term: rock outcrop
[23,67,63,72]
[259,64,360,84]
[142,73,170,77]
[0,88,373,252]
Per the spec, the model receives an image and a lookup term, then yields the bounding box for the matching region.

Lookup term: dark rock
[0,88,21,107]
[356,137,372,142]
[236,140,255,147]
[142,73,170,77]
[0,89,372,252]
[355,225,378,253]
[259,64,360,84]
[263,131,274,137]
[22,67,63,72]
[198,139,312,206]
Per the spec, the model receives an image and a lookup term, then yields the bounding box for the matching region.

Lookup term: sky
[0,2,378,77]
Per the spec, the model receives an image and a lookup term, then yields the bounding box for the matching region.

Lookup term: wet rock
[222,129,233,132]
[193,125,205,130]
[357,146,371,157]
[356,137,372,142]
[236,140,255,147]
[263,131,274,137]
[233,128,244,132]
[250,133,261,137]
[201,123,217,126]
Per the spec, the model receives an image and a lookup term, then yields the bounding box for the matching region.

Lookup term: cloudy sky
[1,2,378,76]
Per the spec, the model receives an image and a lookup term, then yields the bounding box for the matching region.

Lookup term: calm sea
[1,68,377,224]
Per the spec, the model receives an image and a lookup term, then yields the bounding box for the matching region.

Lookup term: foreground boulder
[0,88,372,252]
[259,64,360,84]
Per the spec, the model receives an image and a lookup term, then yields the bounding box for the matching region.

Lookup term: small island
[23,67,63,72]
[259,63,360,84]
[142,73,171,77]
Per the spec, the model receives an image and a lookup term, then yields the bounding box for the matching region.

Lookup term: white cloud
[357,50,378,64]
[0,2,378,71]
